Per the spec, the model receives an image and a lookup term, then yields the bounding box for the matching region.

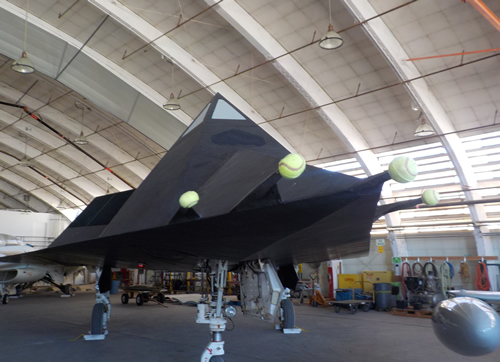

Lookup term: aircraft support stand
[84,267,111,340]
[40,275,74,297]
[197,260,228,362]
[0,283,8,304]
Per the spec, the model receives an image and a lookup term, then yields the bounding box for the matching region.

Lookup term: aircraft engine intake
[432,297,500,356]
[0,267,46,284]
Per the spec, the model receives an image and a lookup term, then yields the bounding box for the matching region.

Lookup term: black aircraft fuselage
[0,93,393,272]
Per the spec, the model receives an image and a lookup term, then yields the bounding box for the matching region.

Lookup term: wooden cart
[120,285,167,306]
[333,299,372,314]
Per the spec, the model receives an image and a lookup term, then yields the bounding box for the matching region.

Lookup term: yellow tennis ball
[179,191,199,208]
[388,157,417,183]
[279,154,306,179]
[422,189,440,206]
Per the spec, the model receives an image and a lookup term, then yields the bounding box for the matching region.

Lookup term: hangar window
[317,130,500,235]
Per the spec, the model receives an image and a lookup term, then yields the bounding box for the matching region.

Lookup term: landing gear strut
[84,267,111,340]
[238,260,300,334]
[40,275,74,296]
[197,260,228,362]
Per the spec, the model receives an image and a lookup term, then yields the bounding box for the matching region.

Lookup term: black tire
[142,293,149,303]
[157,293,165,304]
[210,356,224,362]
[334,305,340,313]
[63,284,71,295]
[136,294,144,306]
[2,294,9,304]
[91,303,105,335]
[279,299,295,329]
[362,304,370,312]
[350,305,357,314]
[121,293,129,304]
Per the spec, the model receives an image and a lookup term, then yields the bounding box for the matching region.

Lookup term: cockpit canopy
[0,234,25,247]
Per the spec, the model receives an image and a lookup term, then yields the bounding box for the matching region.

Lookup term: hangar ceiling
[0,0,498,239]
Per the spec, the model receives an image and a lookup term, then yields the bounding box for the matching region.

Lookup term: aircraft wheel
[210,356,224,362]
[121,293,129,304]
[63,284,71,295]
[279,299,295,329]
[91,303,105,335]
[142,293,149,303]
[157,293,165,304]
[334,306,341,313]
[136,294,144,306]
[2,294,9,304]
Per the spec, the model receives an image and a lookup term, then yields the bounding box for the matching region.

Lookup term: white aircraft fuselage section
[0,233,82,286]
[0,244,33,256]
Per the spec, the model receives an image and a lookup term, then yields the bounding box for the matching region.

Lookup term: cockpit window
[182,103,210,137]
[6,239,24,246]
[212,99,246,120]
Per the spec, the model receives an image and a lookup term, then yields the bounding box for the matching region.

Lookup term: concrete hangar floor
[1,289,499,362]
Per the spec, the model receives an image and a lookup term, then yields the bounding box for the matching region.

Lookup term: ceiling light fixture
[411,101,419,111]
[319,0,343,50]
[12,0,35,74]
[19,155,30,167]
[74,101,89,145]
[19,133,30,167]
[164,93,181,111]
[415,113,435,137]
[163,58,181,111]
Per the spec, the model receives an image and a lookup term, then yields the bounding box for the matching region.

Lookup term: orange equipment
[309,290,328,307]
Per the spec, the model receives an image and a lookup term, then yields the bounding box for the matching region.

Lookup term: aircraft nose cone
[432,297,500,356]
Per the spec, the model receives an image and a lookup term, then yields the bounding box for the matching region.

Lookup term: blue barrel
[374,283,392,310]
[111,280,121,294]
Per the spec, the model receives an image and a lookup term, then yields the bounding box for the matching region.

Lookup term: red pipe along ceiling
[407,1,500,61]
[464,0,500,33]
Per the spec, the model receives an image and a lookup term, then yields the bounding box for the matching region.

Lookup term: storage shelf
[401,256,498,261]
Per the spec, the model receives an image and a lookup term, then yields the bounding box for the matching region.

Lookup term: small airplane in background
[0,233,34,256]
[0,233,81,304]
[0,93,497,361]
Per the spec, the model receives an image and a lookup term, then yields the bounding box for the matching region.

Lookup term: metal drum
[374,282,392,310]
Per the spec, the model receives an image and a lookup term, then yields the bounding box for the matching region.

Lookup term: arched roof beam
[0,1,190,148]
[0,190,28,210]
[0,84,150,184]
[0,176,57,213]
[88,0,296,154]
[342,0,494,259]
[0,149,86,208]
[0,131,106,198]
[202,0,406,254]
[205,0,381,175]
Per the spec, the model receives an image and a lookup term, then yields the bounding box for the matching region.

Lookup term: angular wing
[0,94,404,271]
